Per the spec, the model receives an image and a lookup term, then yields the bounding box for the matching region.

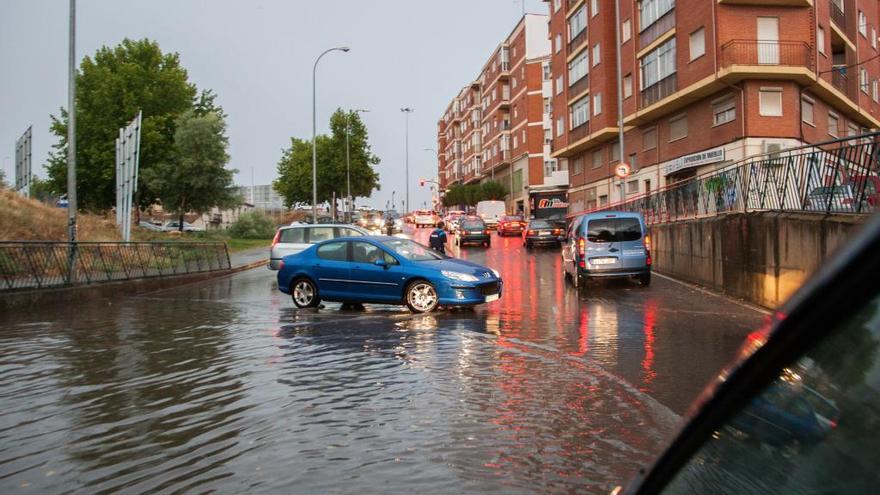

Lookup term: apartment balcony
[568,28,588,54]
[570,122,590,143]
[640,74,677,109]
[830,0,845,30]
[832,68,857,99]
[639,9,675,49]
[720,40,812,70]
[542,169,569,188]
[569,74,589,99]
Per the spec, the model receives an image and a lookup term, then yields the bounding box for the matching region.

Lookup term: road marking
[653,272,771,315]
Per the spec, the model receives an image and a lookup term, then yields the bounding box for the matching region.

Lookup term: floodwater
[0,228,764,494]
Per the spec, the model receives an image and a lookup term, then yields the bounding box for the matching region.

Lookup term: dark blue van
[561,211,651,288]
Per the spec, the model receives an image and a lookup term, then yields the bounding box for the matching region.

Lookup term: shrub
[227,212,275,239]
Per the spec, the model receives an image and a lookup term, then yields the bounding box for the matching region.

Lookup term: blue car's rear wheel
[292,278,321,308]
[405,281,439,313]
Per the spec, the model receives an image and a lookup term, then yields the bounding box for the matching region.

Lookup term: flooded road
[0,228,764,494]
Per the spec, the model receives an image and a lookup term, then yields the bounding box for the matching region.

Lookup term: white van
[475,200,506,229]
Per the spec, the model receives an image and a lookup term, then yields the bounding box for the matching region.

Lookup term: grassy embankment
[0,189,270,252]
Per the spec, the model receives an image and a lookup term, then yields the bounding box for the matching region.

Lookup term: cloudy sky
[1,0,548,210]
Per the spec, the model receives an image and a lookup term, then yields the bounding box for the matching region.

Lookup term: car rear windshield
[380,239,445,261]
[503,216,523,221]
[461,219,485,229]
[528,220,552,229]
[586,218,642,243]
[279,228,305,243]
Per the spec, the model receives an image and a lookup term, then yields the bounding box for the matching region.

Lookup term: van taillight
[271,230,281,247]
[644,234,652,252]
[577,237,585,256]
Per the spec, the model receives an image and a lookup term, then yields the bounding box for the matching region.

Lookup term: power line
[819,51,880,75]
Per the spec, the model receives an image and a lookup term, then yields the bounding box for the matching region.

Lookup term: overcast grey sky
[1,0,547,210]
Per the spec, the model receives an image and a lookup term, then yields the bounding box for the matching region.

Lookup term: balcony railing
[569,74,590,98]
[720,40,812,69]
[832,68,856,99]
[569,28,588,54]
[640,8,675,49]
[640,74,678,108]
[830,0,845,29]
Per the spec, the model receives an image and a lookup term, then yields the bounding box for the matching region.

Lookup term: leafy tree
[143,109,238,231]
[480,180,507,201]
[29,176,56,202]
[274,109,380,208]
[46,38,197,210]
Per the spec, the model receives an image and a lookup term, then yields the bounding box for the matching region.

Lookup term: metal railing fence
[0,241,231,292]
[576,133,880,225]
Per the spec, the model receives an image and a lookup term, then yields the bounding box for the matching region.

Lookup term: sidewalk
[228,245,269,269]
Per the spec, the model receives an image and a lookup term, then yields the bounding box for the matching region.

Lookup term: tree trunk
[178,211,185,232]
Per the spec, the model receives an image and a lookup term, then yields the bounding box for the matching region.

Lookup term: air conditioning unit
[763,141,785,164]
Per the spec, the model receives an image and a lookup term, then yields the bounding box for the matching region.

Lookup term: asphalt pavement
[0,225,765,494]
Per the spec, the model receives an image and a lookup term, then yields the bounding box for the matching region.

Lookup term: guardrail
[0,241,231,292]
[575,133,880,224]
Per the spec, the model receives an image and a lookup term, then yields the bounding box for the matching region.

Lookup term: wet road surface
[0,227,765,494]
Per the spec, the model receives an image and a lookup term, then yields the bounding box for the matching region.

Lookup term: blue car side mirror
[374,259,388,268]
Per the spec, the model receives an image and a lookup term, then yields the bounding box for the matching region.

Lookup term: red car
[496,215,526,236]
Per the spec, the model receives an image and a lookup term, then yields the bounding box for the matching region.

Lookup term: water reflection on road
[0,227,763,494]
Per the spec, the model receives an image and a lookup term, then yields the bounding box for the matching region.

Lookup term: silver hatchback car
[269,223,371,270]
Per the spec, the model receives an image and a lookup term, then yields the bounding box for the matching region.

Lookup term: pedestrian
[384,214,395,236]
[429,221,447,254]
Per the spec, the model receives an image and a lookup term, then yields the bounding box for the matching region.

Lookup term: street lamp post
[346,108,369,222]
[312,46,350,224]
[400,108,414,214]
[391,190,396,211]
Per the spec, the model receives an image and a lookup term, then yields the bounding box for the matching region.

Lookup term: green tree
[0,168,6,189]
[274,109,380,209]
[480,180,507,201]
[46,38,197,210]
[143,109,238,231]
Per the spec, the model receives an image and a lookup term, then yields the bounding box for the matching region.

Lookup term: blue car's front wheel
[292,278,321,308]
[405,281,439,313]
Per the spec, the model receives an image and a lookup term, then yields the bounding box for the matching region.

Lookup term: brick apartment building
[438,14,570,217]
[543,0,880,214]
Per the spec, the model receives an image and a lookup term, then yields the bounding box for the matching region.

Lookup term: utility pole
[67,0,77,244]
[401,108,414,213]
[614,0,627,203]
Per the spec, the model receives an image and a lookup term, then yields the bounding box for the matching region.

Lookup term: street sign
[116,111,142,242]
[614,162,632,179]
[14,126,32,198]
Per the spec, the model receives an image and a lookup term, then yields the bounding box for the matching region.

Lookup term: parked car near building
[561,211,651,288]
[454,216,491,248]
[269,223,370,270]
[276,236,502,313]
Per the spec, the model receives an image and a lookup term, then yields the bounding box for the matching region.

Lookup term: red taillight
[646,252,652,266]
[644,234,652,252]
[577,237,586,268]
[527,230,537,235]
[552,229,562,235]
[484,230,490,235]
[830,419,838,429]
[271,230,281,247]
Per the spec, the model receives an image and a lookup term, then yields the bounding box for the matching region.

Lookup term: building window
[669,114,688,141]
[543,62,552,80]
[555,34,562,53]
[712,97,735,126]
[644,179,652,193]
[643,127,657,150]
[622,19,632,43]
[627,179,639,194]
[592,149,603,168]
[544,128,552,144]
[818,26,826,55]
[623,73,633,99]
[828,112,839,137]
[591,0,599,17]
[759,88,783,117]
[859,11,867,37]
[689,27,705,61]
[640,37,676,89]
[569,5,587,38]
[592,43,601,67]
[639,0,675,31]
[847,123,859,137]
[861,69,869,93]
[570,96,590,129]
[801,97,814,125]
[599,194,608,206]
[873,80,879,102]
[593,93,602,115]
[572,156,584,175]
[568,50,589,85]
[556,116,564,137]
[629,153,638,169]
[555,76,564,95]
[611,141,621,162]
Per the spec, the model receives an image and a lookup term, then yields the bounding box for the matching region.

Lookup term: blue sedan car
[277,236,503,313]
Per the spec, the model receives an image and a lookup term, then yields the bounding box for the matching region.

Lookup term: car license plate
[469,231,482,234]
[539,230,551,235]
[485,294,499,302]
[591,257,617,265]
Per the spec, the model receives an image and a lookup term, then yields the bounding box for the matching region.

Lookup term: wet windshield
[380,238,445,261]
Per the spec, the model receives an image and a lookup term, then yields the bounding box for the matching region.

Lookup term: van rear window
[587,218,642,242]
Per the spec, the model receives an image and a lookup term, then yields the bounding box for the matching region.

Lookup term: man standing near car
[429,221,447,254]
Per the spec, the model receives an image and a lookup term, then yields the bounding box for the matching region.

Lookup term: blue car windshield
[380,239,446,261]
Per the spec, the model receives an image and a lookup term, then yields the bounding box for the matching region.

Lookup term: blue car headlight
[442,270,479,282]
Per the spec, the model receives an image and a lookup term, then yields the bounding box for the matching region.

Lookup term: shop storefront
[529,189,569,219]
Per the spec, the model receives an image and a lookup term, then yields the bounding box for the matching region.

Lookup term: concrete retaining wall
[651,212,865,309]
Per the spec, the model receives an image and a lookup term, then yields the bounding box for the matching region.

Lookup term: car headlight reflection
[442,270,479,282]
[491,269,500,278]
